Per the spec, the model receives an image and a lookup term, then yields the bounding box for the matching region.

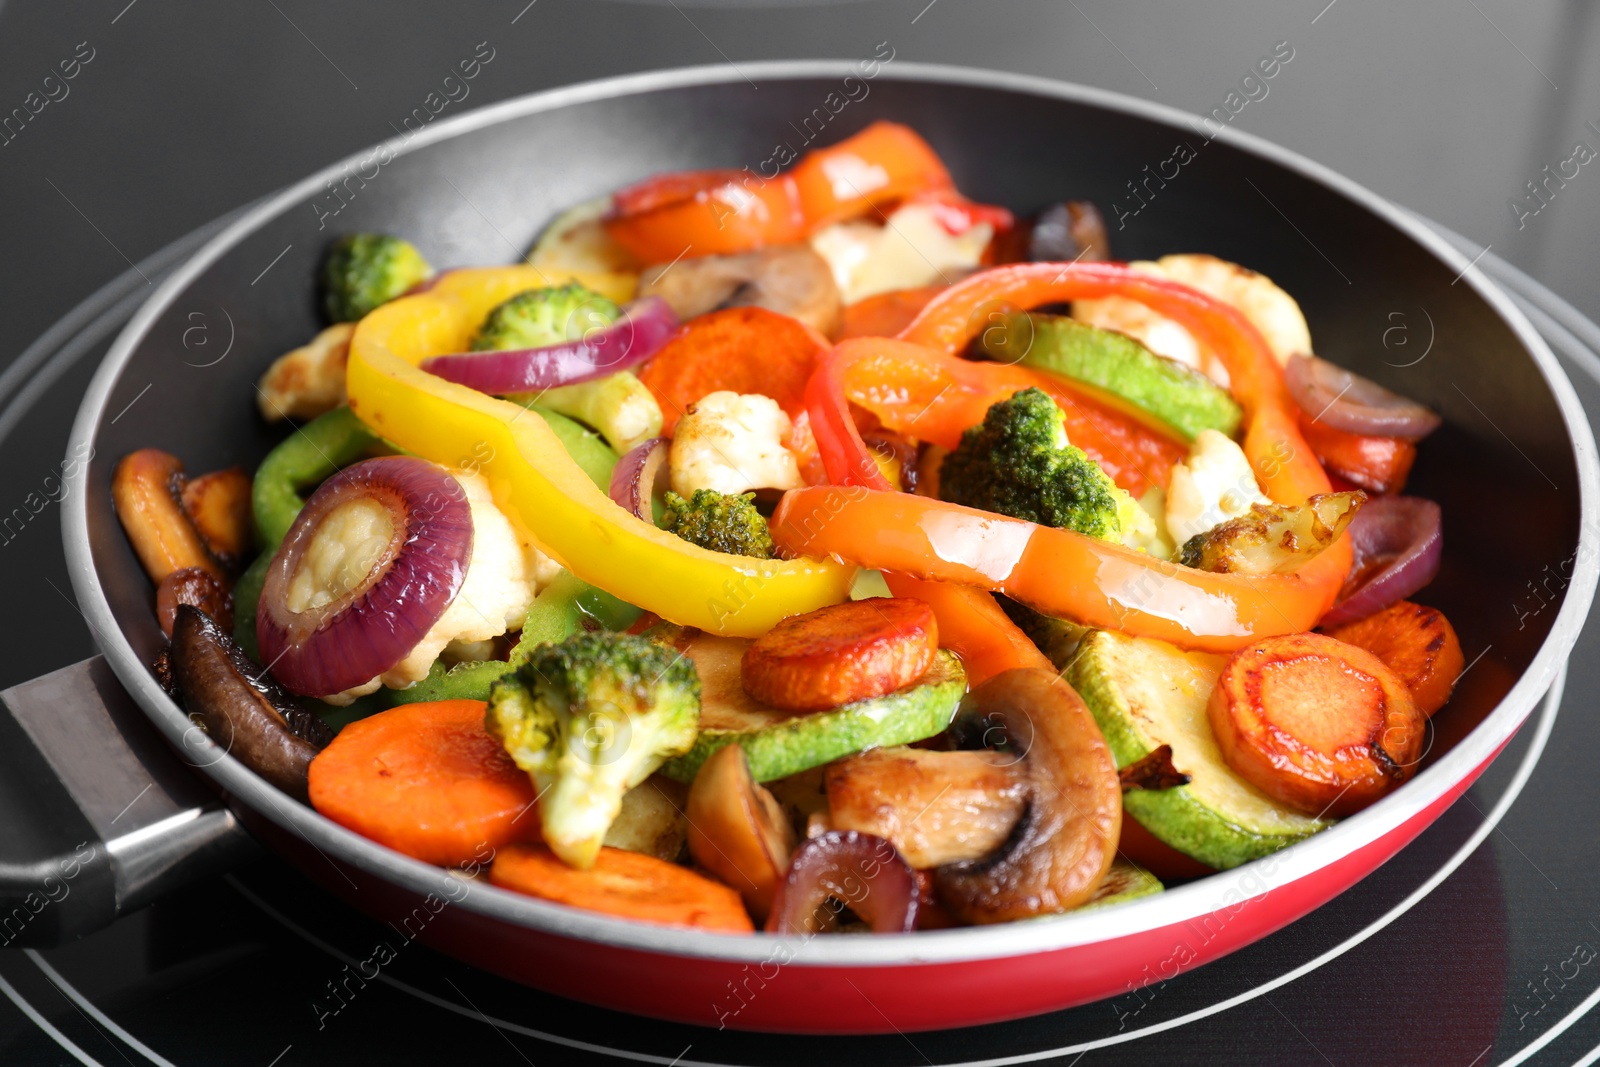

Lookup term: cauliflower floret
[810,203,992,305]
[1165,429,1273,546]
[323,467,538,704]
[669,391,803,497]
[1072,254,1311,387]
[1124,486,1175,559]
[256,323,354,422]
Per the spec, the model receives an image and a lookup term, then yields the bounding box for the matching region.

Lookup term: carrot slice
[1208,632,1425,817]
[490,843,755,932]
[637,305,828,433]
[741,597,938,711]
[839,286,945,340]
[1324,601,1465,717]
[308,700,539,867]
[1298,413,1416,494]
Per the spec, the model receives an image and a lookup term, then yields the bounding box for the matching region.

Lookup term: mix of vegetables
[116,121,1459,935]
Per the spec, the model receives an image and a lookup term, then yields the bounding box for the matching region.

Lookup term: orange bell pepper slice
[604,168,805,264]
[808,336,1182,497]
[778,262,1353,656]
[899,262,1329,503]
[789,121,955,230]
[772,487,1334,654]
[602,122,968,264]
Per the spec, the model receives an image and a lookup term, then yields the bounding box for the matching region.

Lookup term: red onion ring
[1319,495,1442,628]
[257,457,474,697]
[764,830,919,934]
[419,296,678,395]
[1286,353,1442,441]
[608,437,670,521]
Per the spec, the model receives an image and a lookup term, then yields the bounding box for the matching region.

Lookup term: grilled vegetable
[989,312,1242,440]
[180,466,253,565]
[307,699,539,864]
[638,306,828,432]
[639,244,841,337]
[826,746,1026,868]
[939,387,1152,545]
[322,233,430,323]
[686,743,795,922]
[156,567,231,638]
[1209,632,1426,816]
[486,632,700,869]
[933,668,1121,923]
[740,598,938,712]
[1323,600,1464,716]
[1178,492,1365,574]
[112,449,221,583]
[1066,628,1330,868]
[658,629,964,783]
[491,843,754,932]
[604,776,690,862]
[765,830,918,934]
[661,489,774,559]
[172,606,334,802]
[470,283,622,352]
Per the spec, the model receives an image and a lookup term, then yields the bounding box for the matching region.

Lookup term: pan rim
[62,59,1600,967]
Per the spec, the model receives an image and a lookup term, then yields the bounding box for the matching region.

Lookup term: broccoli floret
[470,284,621,352]
[322,233,430,323]
[487,631,700,869]
[661,489,775,558]
[521,371,663,454]
[478,285,662,451]
[939,386,1136,541]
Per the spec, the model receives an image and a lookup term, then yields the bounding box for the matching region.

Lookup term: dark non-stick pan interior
[81,71,1583,770]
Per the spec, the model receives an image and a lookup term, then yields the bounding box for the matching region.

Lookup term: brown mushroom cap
[169,605,334,801]
[933,668,1122,923]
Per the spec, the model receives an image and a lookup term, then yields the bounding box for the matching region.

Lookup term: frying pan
[2,62,1593,1035]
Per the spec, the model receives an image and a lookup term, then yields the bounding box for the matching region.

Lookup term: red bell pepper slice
[1297,413,1416,494]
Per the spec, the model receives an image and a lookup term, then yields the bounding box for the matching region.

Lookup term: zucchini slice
[1067,628,1331,869]
[661,633,964,783]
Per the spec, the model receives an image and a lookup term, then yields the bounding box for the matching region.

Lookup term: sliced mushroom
[603,775,690,862]
[1028,201,1111,263]
[687,743,796,923]
[112,449,221,583]
[826,746,1027,868]
[934,668,1122,924]
[180,466,253,566]
[169,605,335,801]
[156,567,232,638]
[639,245,842,338]
[256,322,354,423]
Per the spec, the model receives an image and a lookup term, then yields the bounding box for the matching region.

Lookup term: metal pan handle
[0,656,255,946]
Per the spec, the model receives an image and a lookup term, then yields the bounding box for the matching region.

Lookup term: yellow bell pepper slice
[345,266,855,636]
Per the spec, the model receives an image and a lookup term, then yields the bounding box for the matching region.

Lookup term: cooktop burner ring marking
[23,951,178,1067]
[0,969,106,1067]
